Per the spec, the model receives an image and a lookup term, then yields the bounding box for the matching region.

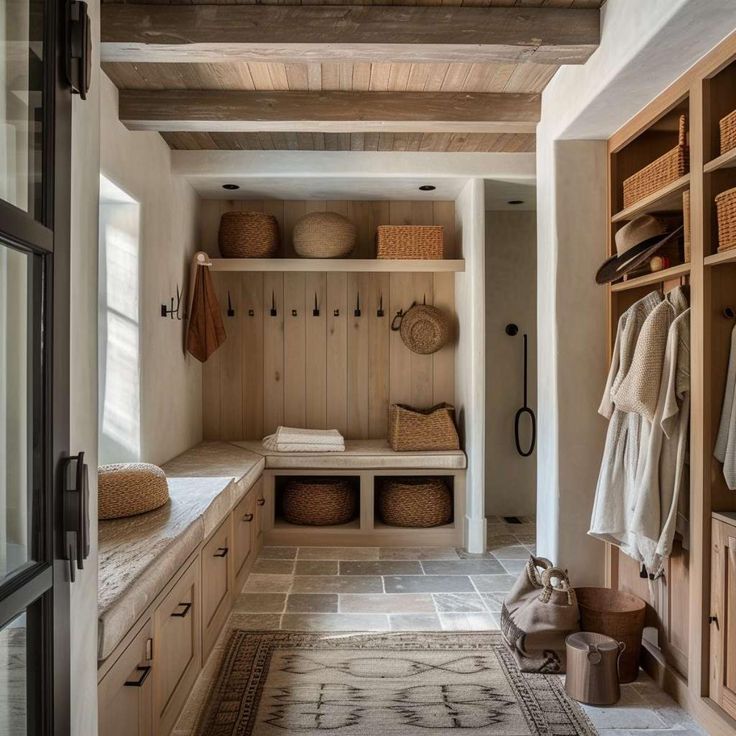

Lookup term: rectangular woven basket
[716,186,736,252]
[376,225,444,259]
[622,114,689,209]
[388,403,460,452]
[720,109,736,156]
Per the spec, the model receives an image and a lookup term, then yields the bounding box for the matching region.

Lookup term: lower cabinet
[254,478,266,548]
[202,516,233,659]
[98,619,154,736]
[710,517,736,720]
[153,557,201,736]
[233,489,256,593]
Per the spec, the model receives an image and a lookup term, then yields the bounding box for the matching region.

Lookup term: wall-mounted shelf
[705,249,736,267]
[611,174,690,223]
[704,147,736,173]
[197,254,465,273]
[610,262,690,292]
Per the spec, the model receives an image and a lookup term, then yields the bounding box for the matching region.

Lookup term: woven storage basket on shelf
[218,212,280,258]
[575,587,646,684]
[98,463,170,520]
[683,190,691,262]
[622,115,689,209]
[378,477,452,528]
[716,186,736,252]
[292,211,357,258]
[376,225,444,259]
[281,478,358,526]
[389,403,460,452]
[720,109,736,155]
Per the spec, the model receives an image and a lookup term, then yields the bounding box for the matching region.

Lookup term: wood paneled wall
[200,199,457,440]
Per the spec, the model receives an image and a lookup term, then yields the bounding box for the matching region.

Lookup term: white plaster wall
[454,179,487,553]
[69,1,100,732]
[485,211,537,518]
[100,73,203,466]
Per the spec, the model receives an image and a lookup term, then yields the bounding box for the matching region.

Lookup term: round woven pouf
[282,478,358,526]
[400,304,450,355]
[98,463,170,520]
[218,211,280,258]
[292,212,357,258]
[378,477,452,528]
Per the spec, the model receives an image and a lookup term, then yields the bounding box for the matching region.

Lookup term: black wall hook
[354,292,361,317]
[248,308,255,317]
[291,308,298,317]
[313,293,320,317]
[334,308,340,317]
[377,294,385,317]
[270,291,277,317]
[227,290,235,317]
[161,283,183,320]
[724,307,735,319]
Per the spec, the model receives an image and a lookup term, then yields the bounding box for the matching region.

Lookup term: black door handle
[171,602,192,618]
[124,665,152,687]
[242,513,254,522]
[61,452,90,582]
[256,498,265,507]
[214,547,229,558]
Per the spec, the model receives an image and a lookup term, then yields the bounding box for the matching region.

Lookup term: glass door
[0,0,75,734]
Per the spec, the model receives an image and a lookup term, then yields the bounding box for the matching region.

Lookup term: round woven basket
[282,478,358,526]
[575,587,646,683]
[292,212,357,258]
[378,477,452,528]
[398,304,450,355]
[218,211,280,258]
[98,463,170,520]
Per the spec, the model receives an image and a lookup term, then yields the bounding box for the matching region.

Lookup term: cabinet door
[98,620,154,736]
[253,478,266,556]
[202,517,233,659]
[154,557,201,736]
[710,519,736,719]
[233,490,256,593]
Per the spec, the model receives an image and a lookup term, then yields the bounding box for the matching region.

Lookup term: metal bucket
[565,632,625,706]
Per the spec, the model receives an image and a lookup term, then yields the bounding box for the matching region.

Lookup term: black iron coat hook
[377,294,385,317]
[313,293,320,317]
[270,291,277,317]
[354,292,361,317]
[161,284,183,320]
[227,291,235,317]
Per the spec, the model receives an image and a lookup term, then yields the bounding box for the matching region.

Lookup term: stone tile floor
[174,517,705,735]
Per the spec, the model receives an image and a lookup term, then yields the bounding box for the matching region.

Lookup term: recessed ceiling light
[222,183,240,191]
[507,199,524,205]
[419,185,436,191]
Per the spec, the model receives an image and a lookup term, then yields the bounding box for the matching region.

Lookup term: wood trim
[202,257,465,274]
[118,90,540,134]
[101,4,600,65]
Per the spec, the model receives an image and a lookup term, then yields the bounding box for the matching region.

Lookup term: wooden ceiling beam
[118,90,540,134]
[101,5,600,65]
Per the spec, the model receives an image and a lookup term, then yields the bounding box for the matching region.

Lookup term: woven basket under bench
[622,114,689,209]
[377,477,452,528]
[281,478,358,526]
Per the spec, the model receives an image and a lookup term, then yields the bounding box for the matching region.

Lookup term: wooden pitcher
[565,632,625,705]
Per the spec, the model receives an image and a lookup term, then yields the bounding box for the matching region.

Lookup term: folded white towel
[262,426,345,453]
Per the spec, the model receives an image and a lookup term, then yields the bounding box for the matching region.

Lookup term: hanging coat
[714,324,736,489]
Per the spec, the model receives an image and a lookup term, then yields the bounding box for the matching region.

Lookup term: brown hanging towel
[186,264,226,362]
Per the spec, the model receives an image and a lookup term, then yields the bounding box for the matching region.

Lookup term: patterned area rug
[196,631,597,735]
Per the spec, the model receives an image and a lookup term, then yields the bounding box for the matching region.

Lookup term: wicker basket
[98,463,170,520]
[716,186,736,252]
[720,108,736,155]
[293,212,357,258]
[281,478,358,526]
[389,403,460,452]
[622,115,689,209]
[575,587,646,683]
[376,225,444,259]
[219,212,280,258]
[378,477,452,528]
[683,190,691,262]
[394,303,451,355]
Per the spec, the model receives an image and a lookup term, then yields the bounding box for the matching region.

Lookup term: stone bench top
[230,439,467,470]
[97,442,264,662]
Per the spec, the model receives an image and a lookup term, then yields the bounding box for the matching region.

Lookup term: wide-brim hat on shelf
[595,215,684,285]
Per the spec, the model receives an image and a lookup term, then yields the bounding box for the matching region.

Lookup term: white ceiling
[484,178,536,211]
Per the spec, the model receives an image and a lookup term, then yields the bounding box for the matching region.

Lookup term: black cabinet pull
[124,665,152,687]
[256,498,265,506]
[242,513,254,522]
[214,547,229,558]
[171,602,192,618]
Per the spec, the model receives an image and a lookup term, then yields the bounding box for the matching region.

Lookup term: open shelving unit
[603,31,736,736]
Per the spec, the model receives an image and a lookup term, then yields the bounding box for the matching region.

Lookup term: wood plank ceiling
[101,0,603,153]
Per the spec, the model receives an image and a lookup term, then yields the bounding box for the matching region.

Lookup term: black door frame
[0,0,73,733]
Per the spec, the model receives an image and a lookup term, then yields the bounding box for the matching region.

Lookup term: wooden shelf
[610,262,690,292]
[611,174,690,223]
[704,147,736,173]
[203,257,465,273]
[705,249,736,266]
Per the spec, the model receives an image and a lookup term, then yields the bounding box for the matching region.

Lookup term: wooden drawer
[233,489,256,593]
[202,516,233,659]
[153,557,201,736]
[98,620,154,736]
[710,518,736,720]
